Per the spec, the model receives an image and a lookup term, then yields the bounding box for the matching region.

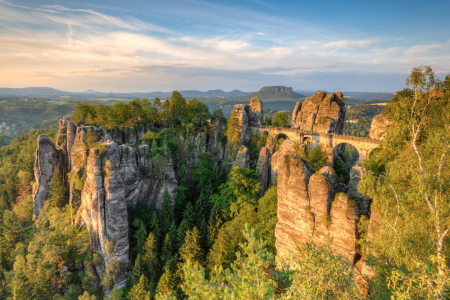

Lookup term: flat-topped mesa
[291,91,346,134]
[260,86,293,92]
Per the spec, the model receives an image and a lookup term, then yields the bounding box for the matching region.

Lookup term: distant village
[0,121,15,136]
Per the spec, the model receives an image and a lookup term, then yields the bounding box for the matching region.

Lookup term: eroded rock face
[291,91,346,133]
[274,140,365,263]
[233,104,251,146]
[329,193,360,262]
[247,96,264,126]
[32,135,65,216]
[369,114,392,140]
[256,147,271,195]
[348,166,370,215]
[234,146,250,169]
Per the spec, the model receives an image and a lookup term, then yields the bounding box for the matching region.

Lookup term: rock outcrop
[256,147,271,195]
[234,146,250,169]
[32,113,230,290]
[246,96,264,126]
[291,91,346,133]
[261,86,293,92]
[32,135,65,216]
[369,114,392,140]
[274,140,366,263]
[347,167,370,215]
[233,104,251,146]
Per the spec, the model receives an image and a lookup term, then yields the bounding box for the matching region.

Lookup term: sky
[0,0,449,93]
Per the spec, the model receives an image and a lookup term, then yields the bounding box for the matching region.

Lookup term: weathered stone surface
[246,96,264,126]
[32,135,65,216]
[234,146,250,169]
[291,91,346,134]
[369,114,392,140]
[329,193,359,262]
[275,150,313,258]
[347,167,370,215]
[256,147,271,195]
[270,139,297,181]
[232,104,250,146]
[308,171,334,242]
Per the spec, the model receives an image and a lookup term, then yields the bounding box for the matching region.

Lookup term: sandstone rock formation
[246,96,264,126]
[369,114,392,139]
[261,86,293,92]
[347,166,370,215]
[32,134,65,216]
[233,104,251,146]
[234,146,250,169]
[255,147,271,195]
[274,140,367,263]
[32,113,231,290]
[291,91,346,133]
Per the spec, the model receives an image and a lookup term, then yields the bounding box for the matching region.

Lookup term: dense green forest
[0,68,449,299]
[343,104,385,137]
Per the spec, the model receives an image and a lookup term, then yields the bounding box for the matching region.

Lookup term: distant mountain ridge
[0,87,251,99]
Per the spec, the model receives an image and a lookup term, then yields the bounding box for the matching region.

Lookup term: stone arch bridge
[250,126,382,162]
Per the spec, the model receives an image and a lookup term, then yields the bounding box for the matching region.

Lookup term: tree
[160,189,173,237]
[48,170,68,209]
[142,233,161,285]
[252,186,278,254]
[272,112,289,127]
[128,275,152,300]
[169,91,187,124]
[226,108,241,152]
[298,145,328,172]
[359,66,450,299]
[227,166,261,217]
[156,269,176,298]
[207,204,222,248]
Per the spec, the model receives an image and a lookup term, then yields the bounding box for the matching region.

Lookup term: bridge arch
[272,133,289,151]
[333,143,361,167]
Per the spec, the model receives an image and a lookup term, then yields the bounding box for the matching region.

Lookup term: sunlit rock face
[369,114,393,139]
[291,91,346,133]
[274,140,367,263]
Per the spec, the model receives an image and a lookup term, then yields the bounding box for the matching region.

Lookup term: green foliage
[272,112,289,127]
[225,108,241,153]
[252,186,278,254]
[183,224,285,299]
[295,144,328,172]
[169,91,187,125]
[359,148,385,175]
[48,170,69,209]
[128,274,153,300]
[343,104,385,137]
[284,239,363,299]
[333,160,349,183]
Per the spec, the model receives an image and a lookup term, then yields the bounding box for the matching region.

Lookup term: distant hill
[234,86,305,102]
[0,87,251,99]
[0,87,72,96]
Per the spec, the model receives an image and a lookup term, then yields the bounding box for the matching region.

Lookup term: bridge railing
[256,125,381,144]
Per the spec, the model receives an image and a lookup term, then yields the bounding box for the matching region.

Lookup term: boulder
[369,114,393,140]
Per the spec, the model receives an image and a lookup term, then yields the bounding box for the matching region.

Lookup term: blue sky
[0,0,449,92]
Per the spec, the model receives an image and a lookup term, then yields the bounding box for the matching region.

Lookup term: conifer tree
[48,170,68,208]
[179,227,203,266]
[177,202,195,247]
[128,275,152,300]
[207,204,223,248]
[129,254,146,287]
[226,108,241,153]
[133,218,147,255]
[198,218,208,251]
[156,268,176,297]
[149,211,161,246]
[160,189,173,236]
[142,233,160,285]
[161,222,177,266]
